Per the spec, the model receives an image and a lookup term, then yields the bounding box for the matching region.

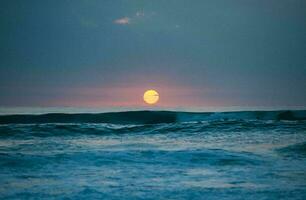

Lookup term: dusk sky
[1,0,306,109]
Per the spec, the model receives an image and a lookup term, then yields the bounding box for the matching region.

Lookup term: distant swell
[0,110,305,124]
[0,111,177,124]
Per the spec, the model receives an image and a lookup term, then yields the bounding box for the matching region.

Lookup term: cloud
[136,11,145,17]
[114,17,130,25]
[113,11,155,26]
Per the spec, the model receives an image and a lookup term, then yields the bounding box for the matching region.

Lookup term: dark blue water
[0,111,306,199]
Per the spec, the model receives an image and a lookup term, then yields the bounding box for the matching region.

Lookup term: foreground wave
[0,110,306,124]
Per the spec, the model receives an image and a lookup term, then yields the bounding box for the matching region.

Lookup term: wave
[276,142,306,157]
[0,110,305,124]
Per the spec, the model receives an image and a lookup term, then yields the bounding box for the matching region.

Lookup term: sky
[0,0,306,109]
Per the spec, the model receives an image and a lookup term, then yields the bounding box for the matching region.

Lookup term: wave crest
[0,110,305,125]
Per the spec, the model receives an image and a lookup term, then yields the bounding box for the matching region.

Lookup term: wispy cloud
[113,11,157,26]
[136,11,145,17]
[114,17,130,25]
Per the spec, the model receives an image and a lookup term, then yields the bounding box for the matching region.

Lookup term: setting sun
[143,90,159,105]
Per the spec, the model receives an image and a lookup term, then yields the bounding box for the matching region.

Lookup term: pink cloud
[114,17,130,25]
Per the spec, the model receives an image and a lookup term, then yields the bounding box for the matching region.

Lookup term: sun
[143,90,159,105]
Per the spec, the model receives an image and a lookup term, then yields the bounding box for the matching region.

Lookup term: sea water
[0,111,305,199]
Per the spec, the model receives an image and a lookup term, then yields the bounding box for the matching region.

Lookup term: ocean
[0,110,305,199]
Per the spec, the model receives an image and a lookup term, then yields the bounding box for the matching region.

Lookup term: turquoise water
[0,111,305,199]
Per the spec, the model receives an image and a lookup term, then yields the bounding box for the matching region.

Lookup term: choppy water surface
[0,111,306,199]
